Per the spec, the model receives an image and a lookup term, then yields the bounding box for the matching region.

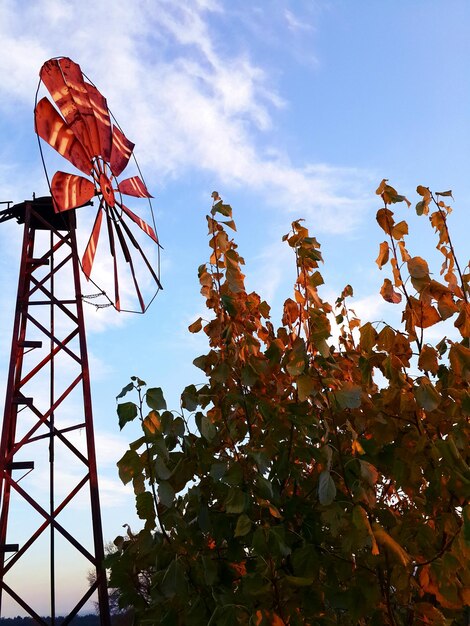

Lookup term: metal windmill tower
[0,57,161,623]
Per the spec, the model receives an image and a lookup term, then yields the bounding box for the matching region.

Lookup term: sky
[1,0,470,617]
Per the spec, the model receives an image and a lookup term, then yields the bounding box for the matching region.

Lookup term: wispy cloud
[0,0,372,238]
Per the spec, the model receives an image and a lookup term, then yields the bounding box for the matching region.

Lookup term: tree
[108,183,470,625]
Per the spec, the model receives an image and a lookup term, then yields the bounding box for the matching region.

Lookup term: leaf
[234,513,252,537]
[222,219,237,231]
[117,402,138,429]
[352,505,379,555]
[391,220,408,240]
[181,384,199,411]
[142,411,162,434]
[146,387,167,411]
[454,302,470,338]
[200,415,216,441]
[414,377,440,411]
[155,457,172,480]
[225,488,247,514]
[158,480,175,507]
[336,383,362,409]
[407,256,429,279]
[375,241,389,269]
[297,374,315,401]
[136,491,155,525]
[359,322,377,352]
[318,470,336,505]
[116,382,134,400]
[436,190,453,198]
[372,524,411,566]
[376,208,394,234]
[380,278,402,304]
[418,345,439,374]
[188,317,203,333]
[284,575,314,587]
[117,449,141,485]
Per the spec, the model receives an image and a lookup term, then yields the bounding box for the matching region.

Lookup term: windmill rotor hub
[99,172,115,206]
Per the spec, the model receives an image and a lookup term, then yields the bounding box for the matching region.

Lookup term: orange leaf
[407,256,430,279]
[375,241,389,269]
[454,302,470,338]
[188,317,203,333]
[380,278,402,304]
[376,208,395,234]
[392,220,408,240]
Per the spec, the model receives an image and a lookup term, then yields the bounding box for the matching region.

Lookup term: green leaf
[335,384,361,409]
[155,457,172,480]
[202,555,218,585]
[146,387,167,411]
[297,374,315,401]
[221,294,236,315]
[116,382,134,400]
[234,513,252,537]
[200,415,216,441]
[255,474,273,499]
[158,480,175,507]
[318,470,336,505]
[117,449,141,485]
[117,402,138,429]
[414,378,440,411]
[181,384,199,411]
[136,491,155,524]
[225,488,247,514]
[284,575,314,587]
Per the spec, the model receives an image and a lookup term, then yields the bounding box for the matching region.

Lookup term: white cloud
[0,0,373,240]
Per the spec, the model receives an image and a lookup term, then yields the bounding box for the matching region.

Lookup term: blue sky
[0,0,469,617]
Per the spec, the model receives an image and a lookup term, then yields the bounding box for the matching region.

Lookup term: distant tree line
[0,613,132,626]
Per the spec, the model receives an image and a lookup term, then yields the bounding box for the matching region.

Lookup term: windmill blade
[39,58,99,160]
[117,176,153,198]
[105,210,121,311]
[110,126,134,177]
[113,207,163,291]
[85,83,113,162]
[51,172,95,213]
[117,201,158,243]
[40,58,100,161]
[35,98,91,175]
[82,202,104,278]
[113,220,145,312]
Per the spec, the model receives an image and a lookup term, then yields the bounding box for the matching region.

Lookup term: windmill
[0,57,161,623]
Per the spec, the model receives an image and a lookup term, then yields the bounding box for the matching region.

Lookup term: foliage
[108,186,470,625]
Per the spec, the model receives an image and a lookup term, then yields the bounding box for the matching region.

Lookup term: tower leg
[0,199,111,624]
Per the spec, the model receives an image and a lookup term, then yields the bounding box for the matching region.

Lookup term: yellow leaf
[372,524,411,566]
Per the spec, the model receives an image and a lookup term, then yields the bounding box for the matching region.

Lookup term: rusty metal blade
[82,204,104,278]
[117,176,153,198]
[114,220,145,312]
[116,207,163,291]
[110,126,134,177]
[39,58,100,160]
[105,210,121,311]
[51,172,95,213]
[35,98,91,175]
[117,201,158,243]
[85,83,113,162]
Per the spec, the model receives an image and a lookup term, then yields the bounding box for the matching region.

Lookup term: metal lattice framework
[0,198,110,622]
